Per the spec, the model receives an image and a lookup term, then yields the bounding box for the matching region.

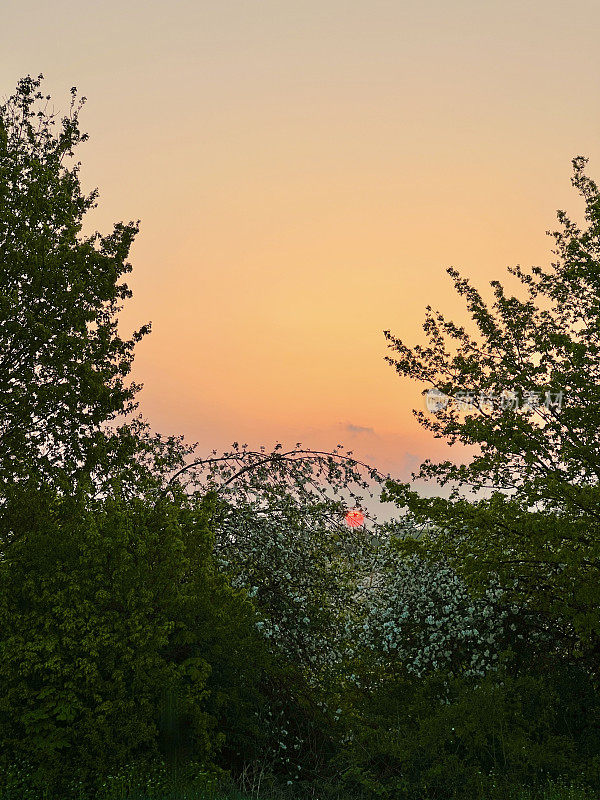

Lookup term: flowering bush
[349,546,519,682]
[179,443,385,680]
[176,443,386,782]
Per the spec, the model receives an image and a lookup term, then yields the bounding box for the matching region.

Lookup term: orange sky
[2,0,600,490]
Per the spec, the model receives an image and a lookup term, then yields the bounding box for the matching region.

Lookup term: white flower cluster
[349,548,518,681]
[215,504,526,689]
[215,508,357,681]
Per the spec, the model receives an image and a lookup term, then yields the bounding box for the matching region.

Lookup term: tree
[0,77,281,794]
[0,74,149,487]
[382,157,600,672]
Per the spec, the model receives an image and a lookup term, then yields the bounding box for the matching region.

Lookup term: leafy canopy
[0,74,148,487]
[383,158,600,665]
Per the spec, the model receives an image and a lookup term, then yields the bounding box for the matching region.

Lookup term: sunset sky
[2,0,599,491]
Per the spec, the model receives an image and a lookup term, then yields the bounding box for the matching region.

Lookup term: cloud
[345,422,376,435]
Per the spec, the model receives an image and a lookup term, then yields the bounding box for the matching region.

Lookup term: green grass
[0,765,596,800]
[0,790,596,800]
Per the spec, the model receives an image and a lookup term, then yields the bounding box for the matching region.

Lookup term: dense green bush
[334,663,600,800]
[0,483,270,793]
[326,538,600,799]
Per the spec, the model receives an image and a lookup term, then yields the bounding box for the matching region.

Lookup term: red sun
[345,509,365,528]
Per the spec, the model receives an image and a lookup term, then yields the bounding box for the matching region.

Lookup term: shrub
[336,666,600,800]
[0,484,269,793]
